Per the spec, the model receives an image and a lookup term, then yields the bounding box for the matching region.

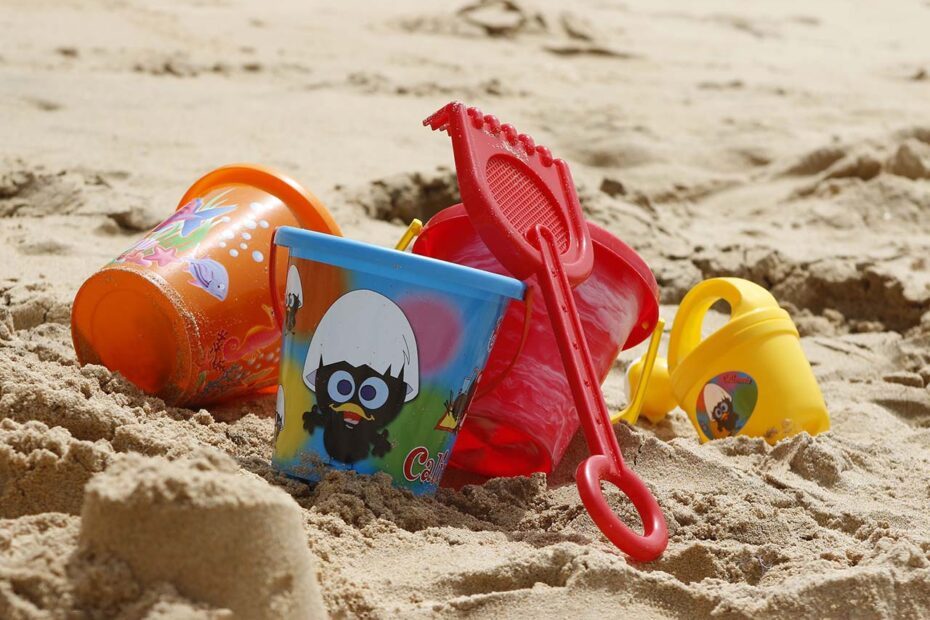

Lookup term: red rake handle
[534,225,668,562]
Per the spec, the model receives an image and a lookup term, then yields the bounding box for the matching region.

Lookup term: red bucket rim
[421,203,660,349]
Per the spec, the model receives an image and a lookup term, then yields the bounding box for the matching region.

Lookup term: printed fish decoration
[155,198,237,237]
[186,257,229,301]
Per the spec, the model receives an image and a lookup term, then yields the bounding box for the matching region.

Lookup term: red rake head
[425,102,593,285]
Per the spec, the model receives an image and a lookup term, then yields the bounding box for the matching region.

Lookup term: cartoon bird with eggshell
[302,290,419,463]
[703,382,738,438]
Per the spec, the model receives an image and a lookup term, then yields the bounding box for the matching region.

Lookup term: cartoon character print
[186,257,229,301]
[302,290,420,464]
[696,372,758,439]
[275,385,285,441]
[705,383,738,436]
[436,370,479,433]
[284,265,303,333]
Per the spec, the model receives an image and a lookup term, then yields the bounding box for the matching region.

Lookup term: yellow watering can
[614,278,829,443]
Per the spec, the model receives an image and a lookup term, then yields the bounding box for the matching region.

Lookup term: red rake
[425,102,668,561]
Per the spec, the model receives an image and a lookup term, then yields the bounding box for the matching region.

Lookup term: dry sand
[2,0,930,617]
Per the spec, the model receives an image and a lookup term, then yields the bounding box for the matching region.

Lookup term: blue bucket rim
[274,226,525,301]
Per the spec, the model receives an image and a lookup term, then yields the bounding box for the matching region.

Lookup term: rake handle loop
[534,225,668,562]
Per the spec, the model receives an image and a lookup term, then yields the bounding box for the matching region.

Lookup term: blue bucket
[271,227,524,495]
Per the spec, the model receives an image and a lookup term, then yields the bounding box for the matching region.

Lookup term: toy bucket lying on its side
[412,204,659,478]
[71,164,341,406]
[270,227,524,495]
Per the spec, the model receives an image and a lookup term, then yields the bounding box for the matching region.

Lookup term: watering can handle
[667,278,777,371]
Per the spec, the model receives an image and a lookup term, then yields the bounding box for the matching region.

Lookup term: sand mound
[0,511,235,619]
[79,450,327,619]
[0,419,111,518]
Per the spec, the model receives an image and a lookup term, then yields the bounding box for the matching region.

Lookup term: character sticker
[435,371,479,433]
[301,290,420,464]
[284,265,303,332]
[275,385,285,441]
[696,371,758,439]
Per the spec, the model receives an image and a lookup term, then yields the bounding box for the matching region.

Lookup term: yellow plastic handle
[395,219,423,251]
[666,278,778,371]
[612,318,664,425]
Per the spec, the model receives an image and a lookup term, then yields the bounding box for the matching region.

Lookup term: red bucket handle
[474,284,535,399]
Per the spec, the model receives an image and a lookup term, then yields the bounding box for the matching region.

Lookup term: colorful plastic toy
[425,102,668,562]
[269,226,524,495]
[71,164,340,406]
[413,204,659,477]
[394,219,423,251]
[615,278,830,443]
[615,319,667,425]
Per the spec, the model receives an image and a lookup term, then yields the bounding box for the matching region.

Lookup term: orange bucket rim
[178,163,342,236]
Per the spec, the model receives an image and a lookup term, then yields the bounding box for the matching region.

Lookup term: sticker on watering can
[273,256,508,495]
[696,371,758,439]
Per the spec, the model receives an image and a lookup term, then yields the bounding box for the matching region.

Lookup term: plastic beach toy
[269,226,524,495]
[394,219,423,251]
[616,278,830,443]
[615,319,667,425]
[425,102,668,562]
[413,204,659,477]
[71,164,341,406]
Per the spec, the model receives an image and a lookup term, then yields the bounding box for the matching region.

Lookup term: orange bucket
[71,164,341,406]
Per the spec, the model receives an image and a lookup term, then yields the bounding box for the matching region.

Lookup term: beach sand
[1,0,929,617]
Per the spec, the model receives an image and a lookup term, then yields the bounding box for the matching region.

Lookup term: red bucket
[412,204,659,477]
